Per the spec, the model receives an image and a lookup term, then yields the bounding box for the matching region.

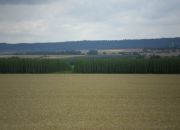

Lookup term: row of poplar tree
[74,58,180,74]
[0,57,180,73]
[0,58,70,73]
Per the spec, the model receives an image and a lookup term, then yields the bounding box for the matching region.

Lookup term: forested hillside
[0,37,180,53]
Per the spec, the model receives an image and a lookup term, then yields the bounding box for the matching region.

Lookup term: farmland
[0,74,180,130]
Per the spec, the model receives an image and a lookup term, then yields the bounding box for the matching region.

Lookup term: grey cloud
[0,0,54,5]
[0,0,180,43]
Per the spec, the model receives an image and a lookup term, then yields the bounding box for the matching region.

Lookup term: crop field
[0,55,84,59]
[0,74,180,130]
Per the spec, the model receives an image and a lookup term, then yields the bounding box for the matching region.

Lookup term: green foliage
[0,58,71,73]
[74,58,180,74]
[1,57,180,74]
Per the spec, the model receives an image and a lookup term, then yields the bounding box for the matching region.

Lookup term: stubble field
[0,74,180,130]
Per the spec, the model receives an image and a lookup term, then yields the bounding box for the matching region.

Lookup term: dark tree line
[14,50,82,55]
[74,58,180,74]
[0,58,71,73]
[0,57,180,74]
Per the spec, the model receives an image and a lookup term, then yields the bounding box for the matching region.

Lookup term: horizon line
[1,36,180,45]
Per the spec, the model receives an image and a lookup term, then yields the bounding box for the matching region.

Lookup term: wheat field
[0,74,180,130]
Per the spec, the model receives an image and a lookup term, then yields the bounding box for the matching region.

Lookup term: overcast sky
[0,0,180,43]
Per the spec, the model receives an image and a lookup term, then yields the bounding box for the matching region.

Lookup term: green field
[0,74,180,130]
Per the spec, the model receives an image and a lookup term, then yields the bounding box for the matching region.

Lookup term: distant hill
[0,37,180,53]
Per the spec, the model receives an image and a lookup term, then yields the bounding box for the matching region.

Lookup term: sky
[0,0,180,43]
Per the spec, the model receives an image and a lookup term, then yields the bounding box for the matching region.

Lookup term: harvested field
[0,74,180,130]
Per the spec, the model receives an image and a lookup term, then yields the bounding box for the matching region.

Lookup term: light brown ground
[0,74,180,130]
